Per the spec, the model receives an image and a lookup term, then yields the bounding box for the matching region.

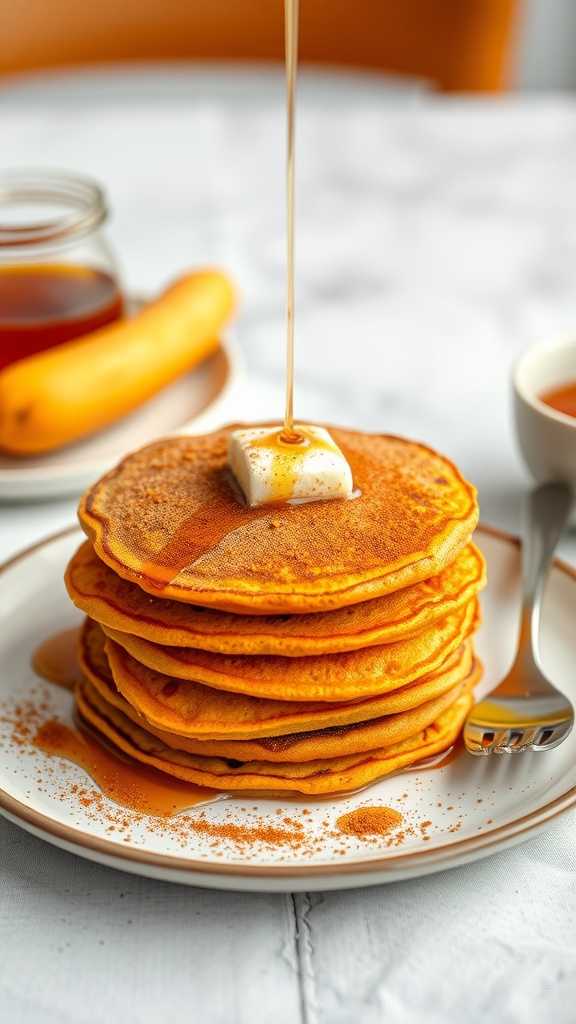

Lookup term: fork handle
[520,481,574,662]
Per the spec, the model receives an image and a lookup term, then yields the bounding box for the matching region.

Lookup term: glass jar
[0,170,124,371]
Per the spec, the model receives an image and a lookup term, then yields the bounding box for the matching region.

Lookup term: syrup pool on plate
[33,717,218,816]
[31,630,219,816]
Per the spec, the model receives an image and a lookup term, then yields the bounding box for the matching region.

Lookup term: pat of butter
[228,425,354,507]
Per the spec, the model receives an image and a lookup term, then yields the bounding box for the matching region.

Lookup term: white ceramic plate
[0,525,574,892]
[0,332,242,502]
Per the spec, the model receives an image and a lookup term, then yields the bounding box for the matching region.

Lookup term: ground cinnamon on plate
[336,805,403,837]
[185,812,307,849]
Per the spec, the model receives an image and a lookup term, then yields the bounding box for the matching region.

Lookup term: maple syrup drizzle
[282,0,301,446]
[138,496,272,588]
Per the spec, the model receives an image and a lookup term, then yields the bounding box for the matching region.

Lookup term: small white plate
[0,525,574,892]
[0,332,242,502]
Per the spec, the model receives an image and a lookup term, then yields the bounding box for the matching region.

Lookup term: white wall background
[515,0,576,89]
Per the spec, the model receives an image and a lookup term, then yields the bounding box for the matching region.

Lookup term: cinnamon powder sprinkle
[184,812,306,849]
[0,688,469,858]
[336,805,403,837]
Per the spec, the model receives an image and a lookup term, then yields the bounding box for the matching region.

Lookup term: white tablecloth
[0,65,575,1023]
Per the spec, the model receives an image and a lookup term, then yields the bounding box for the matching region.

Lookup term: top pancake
[78,425,479,614]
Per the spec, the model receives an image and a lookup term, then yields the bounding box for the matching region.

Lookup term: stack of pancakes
[65,425,485,796]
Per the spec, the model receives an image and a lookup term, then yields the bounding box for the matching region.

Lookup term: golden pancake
[66,539,485,655]
[94,662,473,761]
[100,597,479,702]
[85,659,476,762]
[78,426,479,613]
[75,675,474,794]
[78,610,477,749]
[80,618,476,740]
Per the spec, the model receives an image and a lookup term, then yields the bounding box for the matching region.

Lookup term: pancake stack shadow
[65,426,486,796]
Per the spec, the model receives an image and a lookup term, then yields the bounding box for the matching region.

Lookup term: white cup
[513,334,576,516]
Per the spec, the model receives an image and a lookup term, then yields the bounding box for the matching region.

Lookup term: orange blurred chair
[0,0,518,92]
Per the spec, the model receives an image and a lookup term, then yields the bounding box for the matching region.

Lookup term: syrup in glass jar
[0,171,123,371]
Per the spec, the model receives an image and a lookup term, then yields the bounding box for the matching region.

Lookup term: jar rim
[0,170,107,248]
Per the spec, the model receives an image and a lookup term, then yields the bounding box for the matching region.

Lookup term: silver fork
[464,481,575,755]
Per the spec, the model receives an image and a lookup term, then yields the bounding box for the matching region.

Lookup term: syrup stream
[282,0,301,445]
